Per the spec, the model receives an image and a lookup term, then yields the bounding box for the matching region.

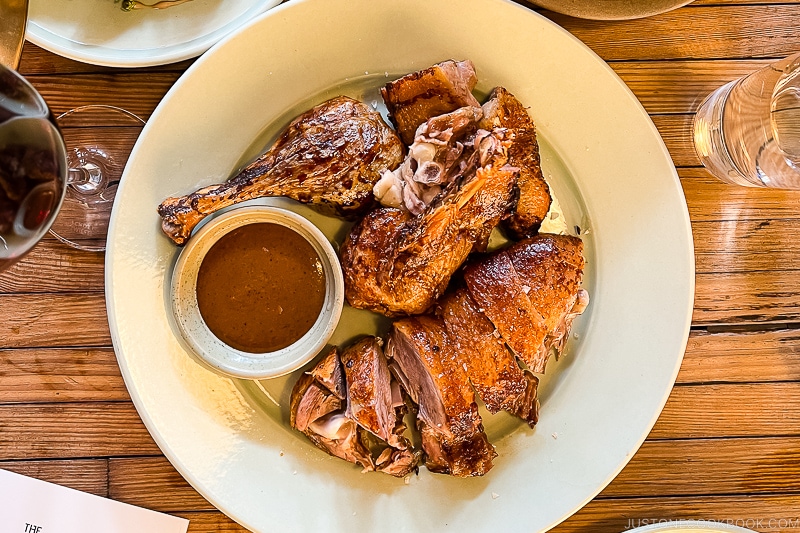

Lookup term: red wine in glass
[0,64,67,271]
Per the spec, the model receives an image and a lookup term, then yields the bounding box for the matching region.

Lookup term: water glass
[693,52,800,188]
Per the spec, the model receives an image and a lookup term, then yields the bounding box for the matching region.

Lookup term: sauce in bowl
[195,222,326,353]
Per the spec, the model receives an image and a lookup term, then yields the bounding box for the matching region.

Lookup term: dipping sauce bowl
[171,205,344,379]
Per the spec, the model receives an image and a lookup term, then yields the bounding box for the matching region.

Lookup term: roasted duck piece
[340,336,419,476]
[158,96,404,245]
[480,87,551,238]
[290,342,419,477]
[373,106,483,215]
[387,316,496,477]
[341,337,399,444]
[290,347,374,472]
[381,59,481,145]
[439,288,539,427]
[341,125,518,317]
[463,234,589,374]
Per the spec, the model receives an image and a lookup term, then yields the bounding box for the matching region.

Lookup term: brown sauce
[196,222,326,353]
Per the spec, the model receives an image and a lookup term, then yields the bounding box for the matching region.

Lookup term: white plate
[105,0,695,531]
[26,0,281,67]
[528,0,693,20]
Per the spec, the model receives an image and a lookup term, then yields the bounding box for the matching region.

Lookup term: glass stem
[68,161,105,195]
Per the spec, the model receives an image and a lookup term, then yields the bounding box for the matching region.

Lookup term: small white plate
[106,0,695,531]
[26,0,281,67]
[171,205,344,380]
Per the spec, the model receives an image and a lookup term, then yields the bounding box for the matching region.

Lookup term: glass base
[48,105,145,252]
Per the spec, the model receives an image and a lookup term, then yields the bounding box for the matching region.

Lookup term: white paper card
[0,469,189,533]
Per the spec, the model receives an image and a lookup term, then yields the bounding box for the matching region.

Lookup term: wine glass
[0,64,143,270]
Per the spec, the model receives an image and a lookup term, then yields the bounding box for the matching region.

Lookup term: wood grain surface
[2,1,800,532]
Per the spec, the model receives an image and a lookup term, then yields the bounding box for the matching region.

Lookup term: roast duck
[157,60,589,478]
[157,96,404,246]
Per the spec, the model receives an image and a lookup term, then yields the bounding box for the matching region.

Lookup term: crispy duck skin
[340,133,518,317]
[157,96,404,245]
[505,234,590,356]
[387,316,496,477]
[480,87,551,239]
[463,234,588,374]
[464,249,548,372]
[381,59,481,146]
[439,288,539,427]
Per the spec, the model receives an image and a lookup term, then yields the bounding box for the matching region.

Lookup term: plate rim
[105,0,696,530]
[25,0,282,68]
[628,520,757,533]
[527,0,694,21]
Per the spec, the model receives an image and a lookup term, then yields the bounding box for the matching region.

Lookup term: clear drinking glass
[693,52,800,188]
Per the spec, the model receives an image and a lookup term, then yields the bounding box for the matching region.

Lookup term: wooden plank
[651,383,800,439]
[0,348,128,403]
[693,219,800,274]
[553,494,800,533]
[679,170,800,325]
[110,456,214,512]
[17,42,194,76]
[0,402,159,460]
[601,437,800,497]
[654,113,697,167]
[680,329,800,384]
[0,243,105,293]
[611,60,770,115]
[177,512,249,533]
[680,168,800,222]
[24,73,180,120]
[60,126,142,154]
[546,5,800,61]
[694,270,800,325]
[693,0,800,4]
[0,459,108,497]
[0,294,110,348]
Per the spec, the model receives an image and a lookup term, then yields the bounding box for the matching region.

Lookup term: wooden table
[3,1,800,531]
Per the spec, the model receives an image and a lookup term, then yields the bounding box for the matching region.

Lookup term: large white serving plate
[26,0,281,67]
[105,0,695,531]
